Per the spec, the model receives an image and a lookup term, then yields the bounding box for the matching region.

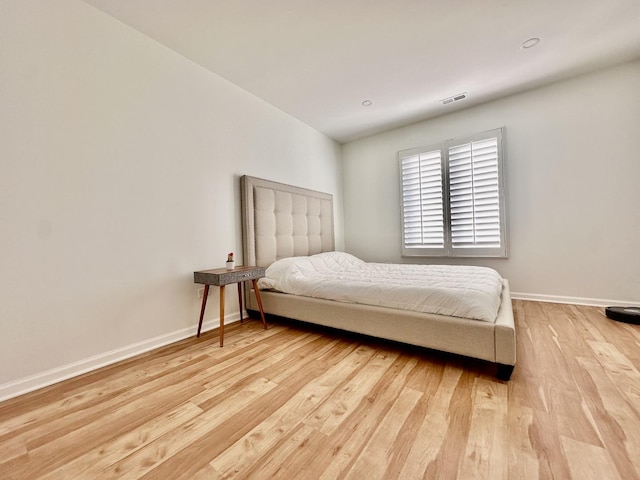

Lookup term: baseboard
[0,313,242,403]
[510,292,637,308]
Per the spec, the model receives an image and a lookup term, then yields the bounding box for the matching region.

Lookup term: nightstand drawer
[194,266,266,286]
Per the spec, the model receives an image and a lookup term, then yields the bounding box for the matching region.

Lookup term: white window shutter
[448,137,501,249]
[400,148,445,253]
[399,128,507,257]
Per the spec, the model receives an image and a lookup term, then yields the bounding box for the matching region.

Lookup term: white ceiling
[84,0,640,143]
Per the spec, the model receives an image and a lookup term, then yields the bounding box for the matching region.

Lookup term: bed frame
[241,175,516,380]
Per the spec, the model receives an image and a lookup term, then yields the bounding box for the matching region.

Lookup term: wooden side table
[193,266,267,346]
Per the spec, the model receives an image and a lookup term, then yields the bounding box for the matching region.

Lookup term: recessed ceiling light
[520,37,540,50]
[361,99,373,107]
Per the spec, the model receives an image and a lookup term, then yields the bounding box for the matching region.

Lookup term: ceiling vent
[440,92,468,105]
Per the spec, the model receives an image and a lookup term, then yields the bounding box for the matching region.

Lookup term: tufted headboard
[241,175,335,268]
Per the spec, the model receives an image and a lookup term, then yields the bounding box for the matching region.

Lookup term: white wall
[342,60,640,305]
[0,0,343,398]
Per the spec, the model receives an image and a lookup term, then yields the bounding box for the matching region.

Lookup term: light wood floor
[1,301,640,479]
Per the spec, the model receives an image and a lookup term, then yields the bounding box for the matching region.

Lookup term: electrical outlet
[197,287,205,299]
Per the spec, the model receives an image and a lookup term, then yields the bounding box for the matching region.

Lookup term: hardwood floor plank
[139,334,350,479]
[39,401,204,480]
[587,340,640,411]
[0,435,27,464]
[506,405,540,479]
[235,423,324,480]
[100,377,279,479]
[208,344,380,478]
[342,386,422,480]
[561,435,622,480]
[314,356,421,480]
[0,328,276,448]
[305,349,399,436]
[2,380,206,479]
[548,386,603,446]
[2,305,640,479]
[422,369,477,479]
[576,356,640,478]
[527,409,573,479]
[190,330,325,408]
[460,378,509,480]
[396,366,463,479]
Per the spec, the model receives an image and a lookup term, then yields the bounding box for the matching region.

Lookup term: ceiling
[84,0,640,143]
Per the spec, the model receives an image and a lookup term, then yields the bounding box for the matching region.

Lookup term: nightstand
[193,265,267,346]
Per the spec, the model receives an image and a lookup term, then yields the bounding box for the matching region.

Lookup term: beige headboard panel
[241,175,335,267]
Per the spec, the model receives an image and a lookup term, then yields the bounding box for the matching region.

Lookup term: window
[399,128,507,257]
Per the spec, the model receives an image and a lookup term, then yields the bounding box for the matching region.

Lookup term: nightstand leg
[219,285,225,347]
[251,279,268,330]
[237,282,243,323]
[197,285,209,337]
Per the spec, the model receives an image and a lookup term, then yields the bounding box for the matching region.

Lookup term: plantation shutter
[400,149,445,252]
[448,136,501,249]
[399,128,507,257]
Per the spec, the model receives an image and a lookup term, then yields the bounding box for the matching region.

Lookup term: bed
[240,175,516,380]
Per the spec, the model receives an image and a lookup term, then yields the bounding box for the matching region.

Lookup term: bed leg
[496,364,514,381]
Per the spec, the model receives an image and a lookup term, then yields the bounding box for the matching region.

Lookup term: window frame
[399,127,508,258]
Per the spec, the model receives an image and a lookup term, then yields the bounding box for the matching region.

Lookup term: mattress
[258,251,503,322]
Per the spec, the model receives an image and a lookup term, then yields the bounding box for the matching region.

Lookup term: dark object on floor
[605,306,640,325]
[497,363,514,381]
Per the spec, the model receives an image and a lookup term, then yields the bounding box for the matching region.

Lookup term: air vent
[440,92,468,105]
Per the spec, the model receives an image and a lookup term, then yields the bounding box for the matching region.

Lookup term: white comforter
[258,252,503,322]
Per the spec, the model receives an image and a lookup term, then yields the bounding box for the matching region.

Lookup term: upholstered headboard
[241,175,335,267]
